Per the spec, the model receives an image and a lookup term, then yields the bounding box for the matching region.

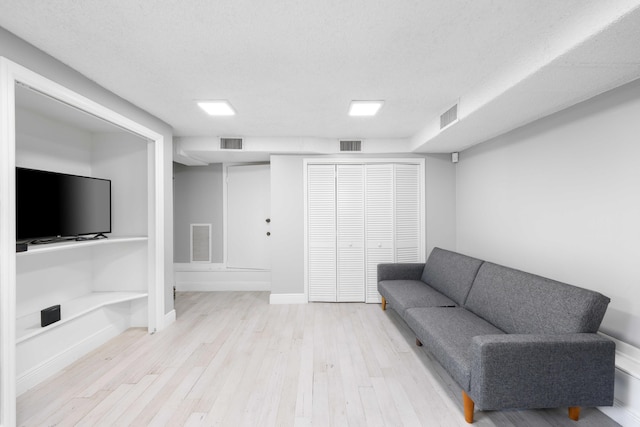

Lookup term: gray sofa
[377,247,615,423]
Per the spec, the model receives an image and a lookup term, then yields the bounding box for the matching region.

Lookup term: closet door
[336,165,365,302]
[365,164,394,303]
[307,164,337,302]
[394,164,421,262]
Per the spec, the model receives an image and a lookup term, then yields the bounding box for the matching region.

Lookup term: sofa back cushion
[465,262,610,334]
[420,248,484,306]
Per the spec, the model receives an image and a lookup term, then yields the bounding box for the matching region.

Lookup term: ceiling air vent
[340,140,362,152]
[440,103,458,130]
[220,137,243,150]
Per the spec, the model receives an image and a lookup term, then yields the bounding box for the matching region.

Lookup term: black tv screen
[16,167,111,241]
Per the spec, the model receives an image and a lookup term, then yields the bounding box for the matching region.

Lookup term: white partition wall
[0,57,166,426]
[305,158,425,303]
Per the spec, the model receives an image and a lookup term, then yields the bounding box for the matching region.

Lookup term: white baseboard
[269,293,307,304]
[600,399,640,427]
[177,281,271,291]
[599,333,640,426]
[17,323,122,395]
[163,309,176,328]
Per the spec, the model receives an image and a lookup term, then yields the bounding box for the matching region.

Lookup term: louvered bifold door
[394,164,421,262]
[365,164,395,303]
[336,165,365,302]
[307,165,337,302]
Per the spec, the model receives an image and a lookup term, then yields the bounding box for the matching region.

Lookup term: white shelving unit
[16,291,147,344]
[16,236,150,347]
[12,112,152,395]
[0,58,166,423]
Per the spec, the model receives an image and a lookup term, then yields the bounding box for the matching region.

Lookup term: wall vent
[440,103,458,130]
[340,140,362,152]
[190,224,212,263]
[220,137,243,150]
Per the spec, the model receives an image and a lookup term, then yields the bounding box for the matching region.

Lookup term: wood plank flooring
[18,292,619,426]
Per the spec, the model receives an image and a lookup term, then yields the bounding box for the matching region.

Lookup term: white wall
[425,154,457,255]
[15,108,92,175]
[269,154,457,296]
[1,27,174,314]
[173,163,224,263]
[92,133,148,238]
[456,77,640,348]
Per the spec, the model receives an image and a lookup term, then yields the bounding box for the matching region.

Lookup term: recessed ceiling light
[197,100,236,116]
[349,100,384,116]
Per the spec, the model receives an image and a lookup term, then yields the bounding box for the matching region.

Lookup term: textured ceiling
[1,1,640,160]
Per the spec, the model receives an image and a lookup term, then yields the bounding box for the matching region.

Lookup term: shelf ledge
[16,291,148,343]
[16,236,148,256]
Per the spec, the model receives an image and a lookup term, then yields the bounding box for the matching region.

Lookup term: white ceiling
[2,1,640,163]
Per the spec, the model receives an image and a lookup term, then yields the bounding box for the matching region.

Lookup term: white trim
[600,402,640,427]
[152,127,166,335]
[177,282,271,292]
[303,160,310,303]
[269,293,308,304]
[223,163,229,265]
[174,262,227,272]
[0,57,167,426]
[163,309,176,328]
[0,56,18,427]
[600,333,640,380]
[304,157,426,165]
[598,333,640,426]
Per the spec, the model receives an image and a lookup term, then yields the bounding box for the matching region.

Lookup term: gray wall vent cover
[440,104,458,130]
[220,138,243,150]
[340,140,362,152]
[190,224,211,262]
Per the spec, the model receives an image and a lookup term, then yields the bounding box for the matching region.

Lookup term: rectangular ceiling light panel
[349,100,384,116]
[198,100,236,116]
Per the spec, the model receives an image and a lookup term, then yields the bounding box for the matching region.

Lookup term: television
[16,167,111,242]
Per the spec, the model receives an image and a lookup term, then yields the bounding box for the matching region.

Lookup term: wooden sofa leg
[415,338,423,346]
[568,406,580,421]
[462,390,474,423]
[381,296,386,311]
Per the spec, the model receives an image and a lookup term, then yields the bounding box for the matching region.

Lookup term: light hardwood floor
[18,292,619,426]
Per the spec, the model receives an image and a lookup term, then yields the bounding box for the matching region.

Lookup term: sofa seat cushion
[379,280,457,314]
[404,307,504,390]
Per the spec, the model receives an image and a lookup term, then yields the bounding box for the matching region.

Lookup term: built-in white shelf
[16,236,148,256]
[16,291,148,343]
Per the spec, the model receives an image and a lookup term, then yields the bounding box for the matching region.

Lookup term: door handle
[265,218,271,223]
[266,232,271,236]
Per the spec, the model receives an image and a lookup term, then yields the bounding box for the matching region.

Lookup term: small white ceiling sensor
[197,100,236,116]
[349,100,384,116]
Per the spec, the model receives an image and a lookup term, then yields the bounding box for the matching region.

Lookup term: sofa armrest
[377,263,425,282]
[468,333,615,411]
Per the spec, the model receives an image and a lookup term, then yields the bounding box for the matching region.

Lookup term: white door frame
[0,57,166,426]
[303,157,426,302]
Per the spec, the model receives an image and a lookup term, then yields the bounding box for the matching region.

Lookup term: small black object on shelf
[16,242,28,252]
[41,305,61,327]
